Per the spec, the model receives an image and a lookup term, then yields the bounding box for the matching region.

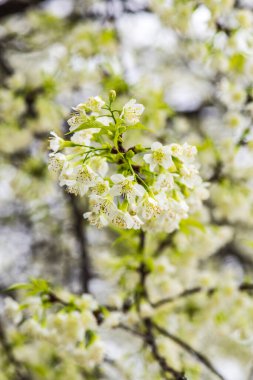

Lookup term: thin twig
[151,287,203,308]
[116,323,144,338]
[144,318,187,380]
[117,320,186,380]
[152,282,253,308]
[153,322,225,380]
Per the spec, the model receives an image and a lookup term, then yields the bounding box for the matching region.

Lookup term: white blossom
[89,157,109,178]
[219,79,246,110]
[140,196,161,220]
[144,142,173,171]
[89,195,118,223]
[83,211,109,228]
[71,129,99,145]
[48,152,66,173]
[61,165,98,196]
[153,173,175,191]
[170,143,197,163]
[90,178,110,196]
[110,174,146,202]
[3,297,23,325]
[120,99,144,125]
[86,96,105,113]
[111,210,135,229]
[67,110,88,131]
[49,132,65,153]
[180,164,202,188]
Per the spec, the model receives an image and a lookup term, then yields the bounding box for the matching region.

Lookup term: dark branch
[0,0,46,20]
[0,52,13,76]
[208,160,223,182]
[156,232,176,255]
[116,323,144,338]
[135,231,186,379]
[61,116,92,294]
[152,282,253,308]
[151,287,203,308]
[144,318,187,380]
[116,322,186,379]
[153,322,225,380]
[212,242,253,272]
[66,193,91,293]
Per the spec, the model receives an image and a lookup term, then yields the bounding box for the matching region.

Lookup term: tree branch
[153,322,225,380]
[151,287,203,308]
[212,242,253,272]
[66,193,91,293]
[144,318,187,380]
[0,0,46,20]
[117,320,187,380]
[152,282,253,308]
[134,231,187,379]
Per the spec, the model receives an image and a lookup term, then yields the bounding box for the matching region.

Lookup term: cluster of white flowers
[3,292,104,369]
[49,94,208,233]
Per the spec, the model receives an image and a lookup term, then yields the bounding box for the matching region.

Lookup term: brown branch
[151,287,203,308]
[117,321,186,380]
[153,322,225,380]
[152,282,253,308]
[116,323,144,338]
[212,242,253,272]
[135,230,150,309]
[208,160,224,182]
[66,193,91,293]
[37,290,104,325]
[0,0,46,20]
[134,231,186,380]
[0,51,13,76]
[144,318,187,380]
[68,2,152,23]
[156,232,176,255]
[61,116,92,294]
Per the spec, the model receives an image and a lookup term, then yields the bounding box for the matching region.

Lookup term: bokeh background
[1,1,253,379]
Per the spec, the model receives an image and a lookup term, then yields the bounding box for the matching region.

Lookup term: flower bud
[109,90,116,103]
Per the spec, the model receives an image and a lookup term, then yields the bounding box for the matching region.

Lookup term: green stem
[126,158,152,194]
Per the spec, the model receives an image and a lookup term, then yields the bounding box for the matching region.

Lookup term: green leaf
[244,240,253,249]
[5,283,30,292]
[229,53,245,73]
[126,123,150,131]
[215,311,227,325]
[65,118,108,135]
[180,218,205,233]
[26,278,50,296]
[85,329,97,348]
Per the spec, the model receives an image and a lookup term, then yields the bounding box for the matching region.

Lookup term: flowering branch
[144,318,187,380]
[153,322,225,380]
[151,282,253,308]
[134,231,187,380]
[49,91,207,233]
[0,318,32,380]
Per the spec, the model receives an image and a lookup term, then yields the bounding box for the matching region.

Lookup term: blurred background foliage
[1,1,253,379]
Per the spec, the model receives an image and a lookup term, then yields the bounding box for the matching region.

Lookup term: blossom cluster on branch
[49,92,208,233]
[2,0,253,379]
[3,280,104,371]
